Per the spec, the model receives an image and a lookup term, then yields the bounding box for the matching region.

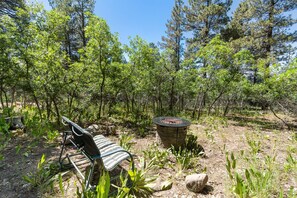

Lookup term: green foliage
[21,107,59,139]
[284,152,297,172]
[170,146,195,171]
[142,144,169,169]
[76,171,110,198]
[202,116,228,142]
[0,117,10,135]
[45,130,60,143]
[225,148,286,197]
[58,173,65,198]
[116,169,154,198]
[0,141,8,162]
[119,133,134,152]
[246,137,261,154]
[185,134,205,156]
[23,154,59,192]
[76,168,154,198]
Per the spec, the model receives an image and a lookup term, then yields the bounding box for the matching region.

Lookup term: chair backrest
[62,116,101,158]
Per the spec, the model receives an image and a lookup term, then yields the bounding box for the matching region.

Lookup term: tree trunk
[10,87,15,107]
[169,76,175,113]
[0,92,4,109]
[32,93,42,119]
[192,92,200,118]
[52,97,60,124]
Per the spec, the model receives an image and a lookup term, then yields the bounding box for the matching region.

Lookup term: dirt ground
[0,112,296,198]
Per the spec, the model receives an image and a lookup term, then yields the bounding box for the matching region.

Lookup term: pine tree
[161,0,184,112]
[184,0,232,118]
[184,0,232,60]
[231,0,297,80]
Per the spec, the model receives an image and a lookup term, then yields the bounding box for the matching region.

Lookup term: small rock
[185,173,208,193]
[86,124,100,134]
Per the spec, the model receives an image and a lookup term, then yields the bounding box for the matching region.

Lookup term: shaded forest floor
[0,111,297,197]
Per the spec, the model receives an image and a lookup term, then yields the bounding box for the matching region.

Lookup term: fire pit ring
[153,117,191,148]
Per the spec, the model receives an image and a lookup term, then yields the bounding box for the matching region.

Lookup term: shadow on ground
[227,115,287,130]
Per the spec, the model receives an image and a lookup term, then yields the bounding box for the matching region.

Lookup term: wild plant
[58,173,65,198]
[202,116,227,142]
[0,141,8,161]
[0,117,10,136]
[170,146,194,171]
[226,151,278,198]
[45,130,60,143]
[25,115,53,137]
[246,133,262,154]
[76,171,110,198]
[142,143,169,169]
[284,152,297,172]
[119,133,134,152]
[185,134,205,156]
[115,168,154,198]
[23,154,60,192]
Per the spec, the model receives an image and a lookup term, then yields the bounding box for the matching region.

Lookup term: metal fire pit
[153,117,191,148]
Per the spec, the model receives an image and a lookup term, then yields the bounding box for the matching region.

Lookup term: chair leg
[86,161,96,189]
[59,133,68,168]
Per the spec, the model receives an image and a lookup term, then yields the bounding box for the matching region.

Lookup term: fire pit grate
[153,117,191,148]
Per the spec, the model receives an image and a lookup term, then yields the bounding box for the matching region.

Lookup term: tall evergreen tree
[231,0,297,81]
[161,0,184,112]
[184,0,232,61]
[184,0,232,118]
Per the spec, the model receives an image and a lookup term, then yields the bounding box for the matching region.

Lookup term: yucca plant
[77,171,111,198]
[170,146,194,171]
[115,169,154,198]
[142,143,169,169]
[23,154,59,192]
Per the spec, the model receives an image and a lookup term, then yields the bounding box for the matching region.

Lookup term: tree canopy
[0,0,296,124]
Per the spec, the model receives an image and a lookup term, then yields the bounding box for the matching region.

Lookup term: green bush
[0,117,10,136]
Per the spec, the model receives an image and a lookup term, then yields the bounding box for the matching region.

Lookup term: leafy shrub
[22,108,54,137]
[45,130,60,143]
[0,117,10,136]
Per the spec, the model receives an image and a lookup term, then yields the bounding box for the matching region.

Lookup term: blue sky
[39,0,296,46]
